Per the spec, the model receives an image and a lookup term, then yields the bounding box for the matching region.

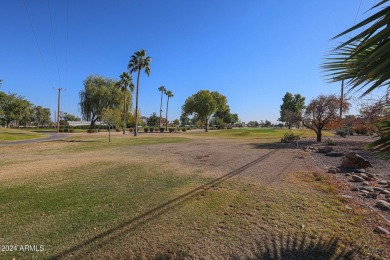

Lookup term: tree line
[0,89,51,128]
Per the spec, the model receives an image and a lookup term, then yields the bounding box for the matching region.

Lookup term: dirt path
[0,133,70,146]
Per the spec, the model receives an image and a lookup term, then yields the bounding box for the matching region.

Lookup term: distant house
[140,116,148,125]
[67,121,105,127]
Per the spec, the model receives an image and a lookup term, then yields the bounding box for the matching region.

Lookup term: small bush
[150,128,155,133]
[144,127,149,132]
[325,138,337,146]
[69,129,75,133]
[354,126,369,135]
[59,129,64,133]
[169,128,174,133]
[281,132,300,143]
[336,130,346,137]
[128,128,134,132]
[181,128,186,132]
[160,128,165,133]
[87,129,95,133]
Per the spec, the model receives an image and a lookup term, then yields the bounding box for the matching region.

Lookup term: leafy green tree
[128,49,151,136]
[116,72,134,134]
[323,1,390,155]
[35,106,52,126]
[62,112,80,122]
[182,90,217,132]
[173,119,180,126]
[147,112,159,127]
[101,108,122,142]
[158,86,166,128]
[279,92,305,129]
[212,91,230,120]
[302,94,349,142]
[231,113,239,125]
[165,90,173,131]
[79,75,123,129]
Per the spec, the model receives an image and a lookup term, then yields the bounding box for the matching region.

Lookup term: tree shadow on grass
[232,233,357,260]
[129,233,357,259]
[51,150,278,259]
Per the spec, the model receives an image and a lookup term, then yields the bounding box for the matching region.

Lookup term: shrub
[325,138,336,146]
[354,126,369,135]
[69,129,75,133]
[169,128,174,133]
[87,129,95,133]
[144,127,149,132]
[281,132,300,143]
[181,128,186,132]
[160,128,165,133]
[128,128,134,132]
[59,129,64,133]
[150,128,155,133]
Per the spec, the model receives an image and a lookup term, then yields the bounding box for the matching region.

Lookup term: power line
[48,0,61,87]
[22,0,54,87]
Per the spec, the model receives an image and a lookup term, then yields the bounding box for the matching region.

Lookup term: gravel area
[299,135,390,223]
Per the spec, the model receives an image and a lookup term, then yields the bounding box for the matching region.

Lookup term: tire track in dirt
[52,149,278,259]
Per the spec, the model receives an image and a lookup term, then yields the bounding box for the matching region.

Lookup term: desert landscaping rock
[352,175,364,182]
[342,153,373,169]
[325,151,344,157]
[375,200,390,211]
[374,226,390,235]
[352,187,360,191]
[361,186,374,192]
[317,146,334,153]
[378,180,388,185]
[380,190,390,195]
[362,181,370,186]
[328,168,338,174]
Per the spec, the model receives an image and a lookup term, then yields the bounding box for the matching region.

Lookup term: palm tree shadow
[232,233,356,260]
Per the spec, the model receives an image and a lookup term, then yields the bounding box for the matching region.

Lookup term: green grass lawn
[188,127,333,140]
[0,132,387,259]
[0,128,46,142]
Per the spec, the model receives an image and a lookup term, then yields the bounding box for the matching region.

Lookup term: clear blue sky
[0,0,378,123]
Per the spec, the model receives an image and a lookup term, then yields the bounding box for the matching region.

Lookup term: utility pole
[57,88,62,133]
[340,80,344,130]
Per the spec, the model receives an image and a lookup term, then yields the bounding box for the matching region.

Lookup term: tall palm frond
[322,0,390,97]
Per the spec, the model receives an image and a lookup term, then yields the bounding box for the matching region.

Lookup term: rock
[375,200,390,211]
[345,173,351,177]
[342,153,373,169]
[361,186,374,192]
[325,152,344,157]
[374,226,390,235]
[362,181,370,186]
[366,173,375,178]
[380,190,390,195]
[367,193,378,199]
[373,187,384,192]
[351,187,360,191]
[345,206,352,210]
[354,168,366,173]
[328,169,338,174]
[378,180,388,185]
[317,146,334,153]
[352,175,364,182]
[342,194,353,199]
[360,190,370,194]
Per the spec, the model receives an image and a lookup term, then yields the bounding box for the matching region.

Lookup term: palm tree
[116,72,134,134]
[165,90,173,131]
[158,86,166,128]
[323,0,390,156]
[127,49,151,136]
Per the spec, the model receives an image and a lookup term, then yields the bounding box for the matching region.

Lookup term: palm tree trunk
[123,88,126,134]
[134,69,141,137]
[159,91,163,128]
[165,97,169,131]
